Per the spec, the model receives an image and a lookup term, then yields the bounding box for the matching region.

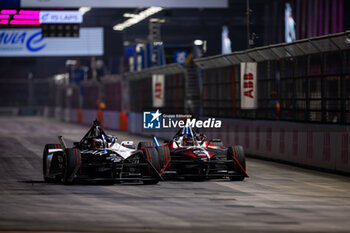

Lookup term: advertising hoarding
[240,62,258,109]
[0,27,103,56]
[152,74,165,108]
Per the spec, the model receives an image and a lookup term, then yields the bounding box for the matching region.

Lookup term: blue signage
[0,30,46,52]
[174,50,188,65]
[0,28,103,57]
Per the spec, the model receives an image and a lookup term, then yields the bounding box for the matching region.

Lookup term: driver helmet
[92,138,105,149]
[91,126,101,137]
[182,126,196,137]
[182,134,198,146]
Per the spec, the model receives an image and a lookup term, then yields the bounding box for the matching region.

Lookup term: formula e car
[43,120,170,185]
[162,127,248,181]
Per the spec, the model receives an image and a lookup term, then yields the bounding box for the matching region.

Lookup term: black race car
[43,120,170,184]
[161,126,248,181]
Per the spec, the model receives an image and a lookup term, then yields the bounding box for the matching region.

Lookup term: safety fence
[0,74,129,131]
[0,78,54,115]
[52,75,128,131]
[126,63,187,114]
[194,31,350,124]
[0,79,51,108]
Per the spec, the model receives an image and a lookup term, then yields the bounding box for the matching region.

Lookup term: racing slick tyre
[63,148,81,184]
[137,142,155,150]
[227,146,246,181]
[155,146,171,171]
[141,147,160,185]
[209,139,224,147]
[43,144,63,183]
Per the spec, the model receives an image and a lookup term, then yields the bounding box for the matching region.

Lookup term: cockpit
[172,126,206,147]
[78,120,117,149]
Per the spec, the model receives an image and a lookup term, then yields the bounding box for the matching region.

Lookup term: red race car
[159,126,248,181]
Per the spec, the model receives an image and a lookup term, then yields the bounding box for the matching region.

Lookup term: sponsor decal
[40,11,83,24]
[152,74,164,107]
[81,150,108,156]
[0,28,103,56]
[0,30,46,52]
[240,62,258,109]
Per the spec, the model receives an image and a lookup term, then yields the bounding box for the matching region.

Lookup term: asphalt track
[0,117,350,233]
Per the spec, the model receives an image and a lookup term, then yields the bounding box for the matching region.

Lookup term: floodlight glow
[79,7,91,15]
[123,13,137,18]
[194,40,204,46]
[0,15,9,19]
[54,73,69,82]
[150,18,165,23]
[113,7,163,31]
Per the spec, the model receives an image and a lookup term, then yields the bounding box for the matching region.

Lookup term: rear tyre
[63,148,81,184]
[137,142,155,150]
[141,147,160,185]
[227,146,246,181]
[43,144,62,183]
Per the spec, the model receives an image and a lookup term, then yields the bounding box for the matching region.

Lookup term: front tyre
[227,145,246,181]
[63,148,81,184]
[141,147,160,185]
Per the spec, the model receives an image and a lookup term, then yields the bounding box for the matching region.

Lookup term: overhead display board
[0,27,103,56]
[19,0,228,8]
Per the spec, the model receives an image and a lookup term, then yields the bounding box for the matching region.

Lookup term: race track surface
[0,117,350,233]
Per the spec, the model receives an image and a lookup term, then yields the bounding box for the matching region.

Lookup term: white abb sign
[152,74,165,107]
[240,62,258,109]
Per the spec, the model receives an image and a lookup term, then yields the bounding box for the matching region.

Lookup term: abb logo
[152,74,164,107]
[243,73,254,99]
[240,62,257,109]
[155,82,162,99]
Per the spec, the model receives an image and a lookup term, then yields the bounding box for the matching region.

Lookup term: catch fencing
[126,63,187,114]
[193,31,350,174]
[194,31,350,124]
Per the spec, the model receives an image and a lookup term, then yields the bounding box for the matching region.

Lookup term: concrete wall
[126,112,350,174]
